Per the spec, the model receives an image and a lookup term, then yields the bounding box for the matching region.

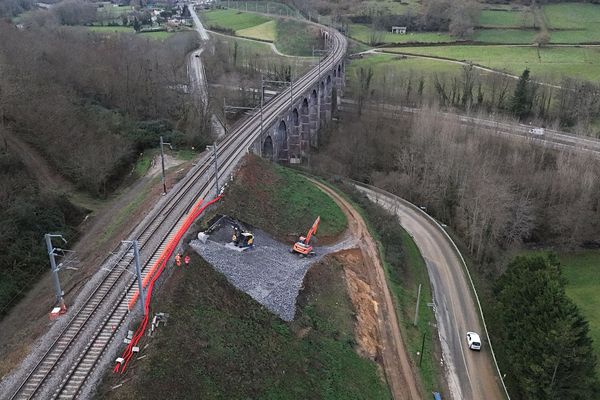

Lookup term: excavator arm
[304,216,320,244]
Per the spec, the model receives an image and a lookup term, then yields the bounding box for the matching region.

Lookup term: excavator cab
[232,224,254,248]
[291,216,320,256]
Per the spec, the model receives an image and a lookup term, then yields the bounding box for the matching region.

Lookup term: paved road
[188,5,225,137]
[189,4,209,41]
[355,184,506,400]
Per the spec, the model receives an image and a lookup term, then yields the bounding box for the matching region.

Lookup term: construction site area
[190,215,358,320]
[91,155,425,399]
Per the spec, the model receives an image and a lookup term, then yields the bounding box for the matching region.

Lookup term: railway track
[5,24,347,400]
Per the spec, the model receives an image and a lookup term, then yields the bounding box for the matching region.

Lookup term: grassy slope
[386,45,600,82]
[201,10,318,55]
[349,24,455,45]
[202,9,271,31]
[225,1,299,16]
[237,20,276,41]
[87,26,175,41]
[473,29,536,44]
[348,53,462,76]
[213,155,347,241]
[479,9,534,28]
[88,26,133,33]
[274,19,321,57]
[98,253,391,399]
[97,5,132,18]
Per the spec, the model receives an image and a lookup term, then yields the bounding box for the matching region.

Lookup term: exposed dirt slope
[310,179,422,400]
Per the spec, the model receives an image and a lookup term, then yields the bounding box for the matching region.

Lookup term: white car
[528,127,545,136]
[466,331,481,351]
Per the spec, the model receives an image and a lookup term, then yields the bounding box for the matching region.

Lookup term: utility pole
[260,75,264,137]
[206,143,220,196]
[45,234,67,309]
[160,136,172,195]
[123,240,145,314]
[223,97,227,135]
[290,74,294,116]
[419,333,426,366]
[313,47,328,126]
[212,142,219,196]
[413,283,422,326]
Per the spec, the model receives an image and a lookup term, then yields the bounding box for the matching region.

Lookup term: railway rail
[4,24,347,400]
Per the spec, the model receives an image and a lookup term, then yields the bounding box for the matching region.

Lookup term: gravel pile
[190,228,357,321]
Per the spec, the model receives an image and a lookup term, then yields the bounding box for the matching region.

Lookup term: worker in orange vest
[175,253,181,267]
[184,255,190,265]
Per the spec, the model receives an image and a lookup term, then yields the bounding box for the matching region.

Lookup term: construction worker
[175,253,181,267]
[184,255,190,265]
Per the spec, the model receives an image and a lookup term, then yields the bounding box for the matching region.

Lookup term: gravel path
[190,230,357,321]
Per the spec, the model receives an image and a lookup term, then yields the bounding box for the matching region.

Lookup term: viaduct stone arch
[252,61,345,163]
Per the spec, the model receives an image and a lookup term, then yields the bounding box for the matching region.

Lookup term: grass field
[202,9,318,54]
[87,26,176,41]
[351,24,535,45]
[356,0,420,13]
[202,9,272,31]
[385,45,600,82]
[544,3,600,43]
[474,28,537,44]
[138,30,176,40]
[237,20,276,41]
[560,251,600,376]
[88,26,133,34]
[275,19,321,56]
[479,9,535,28]
[223,0,300,17]
[350,24,456,45]
[348,53,462,77]
[209,34,315,79]
[97,5,132,18]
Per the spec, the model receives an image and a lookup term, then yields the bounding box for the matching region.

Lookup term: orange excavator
[291,216,320,256]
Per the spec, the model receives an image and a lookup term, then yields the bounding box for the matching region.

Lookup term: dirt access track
[309,178,422,400]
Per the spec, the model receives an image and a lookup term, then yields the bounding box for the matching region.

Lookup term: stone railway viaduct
[249,30,345,164]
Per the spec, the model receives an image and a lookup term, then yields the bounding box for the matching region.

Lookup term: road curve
[354,183,506,400]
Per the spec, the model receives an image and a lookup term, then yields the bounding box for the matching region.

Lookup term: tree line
[312,97,600,400]
[0,17,211,317]
[350,63,600,137]
[492,254,599,399]
[0,22,209,195]
[0,153,83,318]
[314,108,600,268]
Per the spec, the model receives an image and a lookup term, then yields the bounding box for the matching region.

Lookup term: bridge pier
[251,61,345,164]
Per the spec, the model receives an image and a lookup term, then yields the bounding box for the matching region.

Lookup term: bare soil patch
[309,179,423,400]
